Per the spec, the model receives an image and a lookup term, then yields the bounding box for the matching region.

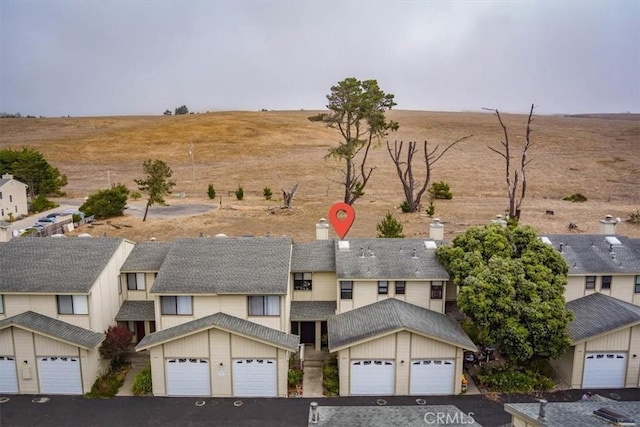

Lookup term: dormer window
[294,273,312,291]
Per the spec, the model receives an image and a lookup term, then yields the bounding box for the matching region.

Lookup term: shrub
[72,213,82,223]
[30,195,57,213]
[426,201,435,217]
[86,364,129,398]
[235,186,244,200]
[130,191,142,201]
[400,201,411,213]
[322,355,339,396]
[287,367,303,388]
[263,187,273,200]
[525,358,554,378]
[132,367,152,396]
[80,184,129,219]
[376,211,404,238]
[207,184,216,200]
[476,364,554,393]
[428,181,453,199]
[99,325,134,368]
[563,193,587,202]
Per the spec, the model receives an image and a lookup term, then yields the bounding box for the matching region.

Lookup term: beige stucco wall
[338,331,463,396]
[3,294,57,318]
[585,328,630,351]
[13,328,39,394]
[210,329,232,396]
[337,280,446,314]
[164,331,209,358]
[34,335,79,356]
[564,275,636,304]
[0,179,28,220]
[292,272,337,302]
[0,328,14,354]
[149,346,166,396]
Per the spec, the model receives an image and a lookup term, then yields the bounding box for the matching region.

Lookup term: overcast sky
[1,1,638,117]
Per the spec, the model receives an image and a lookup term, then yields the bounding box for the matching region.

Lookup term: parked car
[36,217,56,225]
[61,209,85,220]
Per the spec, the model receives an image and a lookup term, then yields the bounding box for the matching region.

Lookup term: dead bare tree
[484,104,535,221]
[387,135,472,212]
[281,183,298,209]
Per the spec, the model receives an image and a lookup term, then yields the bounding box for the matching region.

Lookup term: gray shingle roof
[335,238,449,280]
[328,298,476,351]
[504,401,640,427]
[0,311,105,349]
[135,312,299,351]
[290,301,336,321]
[151,237,292,294]
[541,234,640,274]
[0,177,27,187]
[115,300,156,321]
[121,242,170,272]
[291,240,335,272]
[0,237,125,293]
[566,293,640,342]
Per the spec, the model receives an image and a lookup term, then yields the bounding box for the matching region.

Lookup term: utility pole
[189,141,195,196]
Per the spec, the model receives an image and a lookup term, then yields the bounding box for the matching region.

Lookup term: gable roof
[328,298,476,351]
[151,237,292,294]
[541,234,640,274]
[0,237,126,293]
[135,311,299,352]
[121,242,170,272]
[291,240,335,272]
[0,311,104,349]
[0,176,27,188]
[115,300,155,321]
[290,301,336,321]
[566,293,640,343]
[334,238,449,280]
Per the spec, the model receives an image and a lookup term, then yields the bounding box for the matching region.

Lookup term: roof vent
[412,248,418,258]
[605,236,622,247]
[593,407,635,425]
[424,241,437,250]
[338,241,350,251]
[360,247,365,258]
[539,236,552,245]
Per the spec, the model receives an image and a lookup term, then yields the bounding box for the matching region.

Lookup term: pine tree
[376,211,405,238]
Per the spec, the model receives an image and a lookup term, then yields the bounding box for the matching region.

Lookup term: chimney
[599,214,617,235]
[492,214,507,227]
[538,399,547,421]
[1,174,13,180]
[316,218,329,240]
[310,401,319,424]
[429,218,444,241]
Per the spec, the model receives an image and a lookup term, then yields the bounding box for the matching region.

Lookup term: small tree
[163,109,172,116]
[428,181,453,199]
[79,184,129,219]
[0,147,67,200]
[207,184,216,200]
[134,159,176,222]
[235,186,244,200]
[376,212,405,238]
[484,104,535,221]
[99,325,134,368]
[263,187,273,200]
[174,105,189,115]
[130,191,142,201]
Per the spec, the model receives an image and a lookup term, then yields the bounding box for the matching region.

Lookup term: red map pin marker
[329,202,356,240]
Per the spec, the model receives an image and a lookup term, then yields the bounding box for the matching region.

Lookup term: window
[118,276,122,295]
[294,272,312,291]
[9,195,12,202]
[601,276,612,290]
[635,276,640,294]
[248,296,280,316]
[585,276,596,290]
[0,295,4,314]
[0,191,2,199]
[126,273,145,290]
[378,281,388,295]
[395,281,406,295]
[430,281,443,300]
[340,281,353,299]
[57,295,89,315]
[160,296,193,315]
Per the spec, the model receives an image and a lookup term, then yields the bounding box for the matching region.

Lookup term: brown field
[1,110,639,242]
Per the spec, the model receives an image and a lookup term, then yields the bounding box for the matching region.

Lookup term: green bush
[476,364,554,393]
[80,184,129,219]
[322,355,339,396]
[263,187,273,200]
[30,195,57,213]
[132,367,152,396]
[426,201,435,217]
[287,367,303,388]
[235,186,244,200]
[130,191,142,201]
[428,181,453,199]
[207,184,216,200]
[400,201,411,213]
[525,358,554,378]
[86,365,129,398]
[563,193,587,202]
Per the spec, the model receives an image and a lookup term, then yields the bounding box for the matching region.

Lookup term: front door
[135,321,146,342]
[300,322,315,345]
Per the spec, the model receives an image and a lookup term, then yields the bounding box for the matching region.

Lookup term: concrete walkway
[302,346,329,398]
[117,350,150,396]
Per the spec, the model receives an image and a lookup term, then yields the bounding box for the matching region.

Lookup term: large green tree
[0,147,67,200]
[134,159,176,222]
[79,184,129,219]
[309,78,398,205]
[436,224,572,364]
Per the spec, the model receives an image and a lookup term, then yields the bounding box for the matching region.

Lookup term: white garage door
[410,359,455,395]
[233,359,277,397]
[583,352,627,388]
[37,356,82,394]
[350,360,394,395]
[166,358,211,396]
[0,356,18,393]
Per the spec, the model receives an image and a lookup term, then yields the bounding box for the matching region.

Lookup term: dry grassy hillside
[1,110,638,242]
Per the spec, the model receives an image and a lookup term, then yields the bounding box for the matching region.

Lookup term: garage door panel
[583,352,626,388]
[233,359,277,397]
[351,360,394,396]
[0,356,19,393]
[410,359,455,395]
[166,358,211,396]
[37,356,82,394]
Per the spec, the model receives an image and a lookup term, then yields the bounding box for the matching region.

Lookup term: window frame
[585,276,596,290]
[601,275,612,290]
[395,281,406,295]
[635,276,640,294]
[126,272,145,291]
[248,295,280,316]
[430,281,443,300]
[378,280,388,295]
[340,281,353,300]
[160,296,193,315]
[0,295,4,314]
[293,272,313,291]
[56,295,89,315]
